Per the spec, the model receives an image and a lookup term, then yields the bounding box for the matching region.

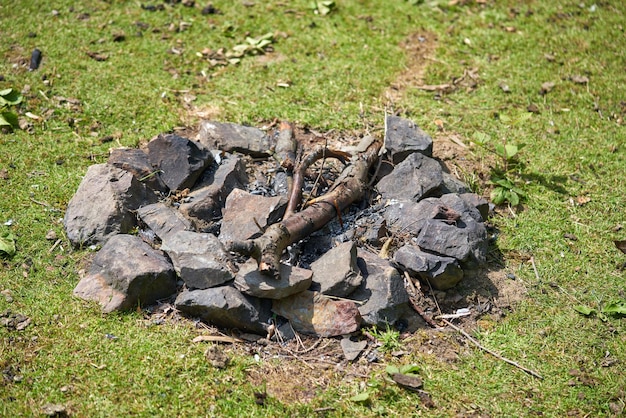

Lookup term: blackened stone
[234,259,312,299]
[137,202,192,241]
[107,147,168,193]
[310,241,362,297]
[178,154,248,231]
[160,231,234,290]
[385,115,433,163]
[147,133,212,191]
[73,234,177,312]
[441,171,470,195]
[394,244,463,290]
[440,193,484,223]
[196,121,274,158]
[272,290,362,337]
[64,164,158,247]
[175,286,270,334]
[382,198,443,237]
[376,153,443,202]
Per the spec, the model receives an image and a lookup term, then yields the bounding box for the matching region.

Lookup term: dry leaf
[570,75,589,84]
[614,240,626,254]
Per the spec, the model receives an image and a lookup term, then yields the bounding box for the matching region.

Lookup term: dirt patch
[384,32,438,105]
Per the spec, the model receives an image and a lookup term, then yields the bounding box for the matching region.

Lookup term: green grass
[1,0,626,416]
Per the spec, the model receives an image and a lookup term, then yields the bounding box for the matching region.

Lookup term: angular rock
[351,249,411,327]
[73,234,177,313]
[219,189,287,243]
[175,286,270,334]
[196,120,274,158]
[341,337,368,361]
[384,115,433,163]
[64,164,158,247]
[160,231,234,290]
[440,193,484,223]
[441,171,470,195]
[382,198,444,237]
[310,241,362,297]
[376,153,443,202]
[394,244,463,290]
[178,154,248,231]
[272,290,362,337]
[234,259,312,299]
[147,133,212,191]
[459,193,490,222]
[137,202,192,241]
[415,217,488,267]
[107,147,168,193]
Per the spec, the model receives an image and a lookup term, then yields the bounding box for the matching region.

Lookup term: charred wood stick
[229,138,382,278]
[285,145,351,218]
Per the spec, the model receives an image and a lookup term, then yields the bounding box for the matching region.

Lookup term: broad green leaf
[491,187,507,205]
[0,111,19,128]
[0,88,23,106]
[492,177,514,189]
[504,144,519,159]
[399,364,421,375]
[602,301,626,316]
[0,230,17,257]
[472,132,489,146]
[385,365,400,375]
[508,190,520,206]
[350,392,370,403]
[573,305,595,316]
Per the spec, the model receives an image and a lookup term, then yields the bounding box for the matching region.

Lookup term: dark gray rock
[382,198,443,237]
[107,147,168,193]
[440,193,484,223]
[415,217,488,267]
[178,154,248,231]
[73,234,177,313]
[394,244,463,290]
[234,259,312,299]
[376,153,443,202]
[459,193,490,222]
[196,121,274,158]
[441,171,470,195]
[351,249,411,328]
[310,241,362,297]
[160,231,234,290]
[64,164,158,247]
[355,213,387,246]
[137,202,192,241]
[147,133,212,191]
[384,115,433,163]
[219,189,287,243]
[341,337,368,361]
[175,286,270,334]
[272,290,362,337]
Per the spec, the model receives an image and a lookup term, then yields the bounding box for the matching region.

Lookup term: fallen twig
[530,256,540,281]
[403,271,441,329]
[442,318,543,380]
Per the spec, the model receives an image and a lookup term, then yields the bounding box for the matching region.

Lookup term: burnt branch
[228,137,382,278]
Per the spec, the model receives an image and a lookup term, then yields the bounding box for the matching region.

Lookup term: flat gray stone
[64,164,158,247]
[160,231,234,290]
[394,244,463,290]
[73,234,177,313]
[178,154,248,231]
[137,202,192,241]
[310,241,362,297]
[175,286,270,334]
[219,189,287,243]
[376,153,443,202]
[341,337,368,361]
[351,249,411,328]
[196,121,274,158]
[385,115,433,163]
[107,147,168,193]
[382,198,443,237]
[234,259,312,299]
[441,171,470,195]
[459,193,490,222]
[272,290,362,337]
[147,133,212,192]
